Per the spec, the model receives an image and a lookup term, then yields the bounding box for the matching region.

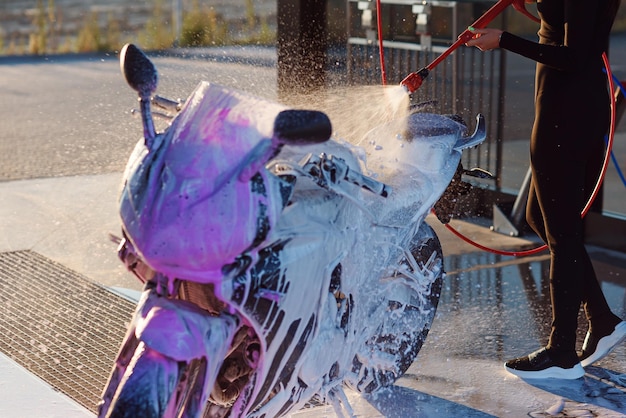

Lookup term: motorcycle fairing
[119,82,294,285]
[226,192,355,417]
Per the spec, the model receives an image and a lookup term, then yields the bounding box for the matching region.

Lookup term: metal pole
[495,6,507,189]
[173,0,182,45]
[277,0,328,97]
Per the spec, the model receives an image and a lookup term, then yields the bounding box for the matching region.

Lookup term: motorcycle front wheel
[350,222,444,393]
[103,342,207,418]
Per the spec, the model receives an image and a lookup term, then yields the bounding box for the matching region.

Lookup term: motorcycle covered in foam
[98,44,486,418]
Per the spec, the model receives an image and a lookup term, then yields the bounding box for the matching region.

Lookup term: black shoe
[504,347,584,379]
[579,321,626,367]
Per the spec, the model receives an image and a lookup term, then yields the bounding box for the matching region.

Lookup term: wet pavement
[1,47,626,417]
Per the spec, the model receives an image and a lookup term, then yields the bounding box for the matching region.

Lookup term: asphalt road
[0,48,279,182]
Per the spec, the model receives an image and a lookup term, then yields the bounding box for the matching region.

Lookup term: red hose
[583,53,617,218]
[376,0,387,86]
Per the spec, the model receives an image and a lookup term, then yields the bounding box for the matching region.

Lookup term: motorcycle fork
[100,276,243,417]
[98,312,144,414]
[98,279,172,414]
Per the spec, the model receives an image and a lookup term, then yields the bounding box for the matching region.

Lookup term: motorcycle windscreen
[119,82,292,282]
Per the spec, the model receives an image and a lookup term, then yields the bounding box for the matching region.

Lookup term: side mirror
[120,43,158,98]
[120,43,158,145]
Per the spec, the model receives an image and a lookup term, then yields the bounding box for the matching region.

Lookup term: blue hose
[612,72,626,95]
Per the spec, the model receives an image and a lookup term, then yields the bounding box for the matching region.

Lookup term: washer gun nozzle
[400,68,430,94]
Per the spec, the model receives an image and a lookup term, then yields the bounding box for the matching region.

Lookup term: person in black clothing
[465,0,625,379]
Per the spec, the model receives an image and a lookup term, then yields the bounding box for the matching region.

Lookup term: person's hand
[464,28,504,51]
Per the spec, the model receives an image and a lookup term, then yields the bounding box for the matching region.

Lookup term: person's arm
[467,1,601,71]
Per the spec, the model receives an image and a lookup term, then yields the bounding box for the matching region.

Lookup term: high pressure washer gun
[401,0,540,93]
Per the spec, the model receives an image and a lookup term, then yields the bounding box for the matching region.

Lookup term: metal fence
[346,0,508,187]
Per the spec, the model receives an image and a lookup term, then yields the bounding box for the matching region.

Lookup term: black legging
[525,61,614,352]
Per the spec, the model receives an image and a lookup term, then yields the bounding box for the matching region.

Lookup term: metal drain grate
[0,250,136,414]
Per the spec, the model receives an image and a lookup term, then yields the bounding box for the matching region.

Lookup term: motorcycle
[98,43,486,418]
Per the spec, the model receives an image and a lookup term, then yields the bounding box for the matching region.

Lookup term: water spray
[400,0,539,94]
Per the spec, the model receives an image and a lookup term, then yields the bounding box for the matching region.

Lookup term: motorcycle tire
[103,342,207,418]
[350,222,444,393]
